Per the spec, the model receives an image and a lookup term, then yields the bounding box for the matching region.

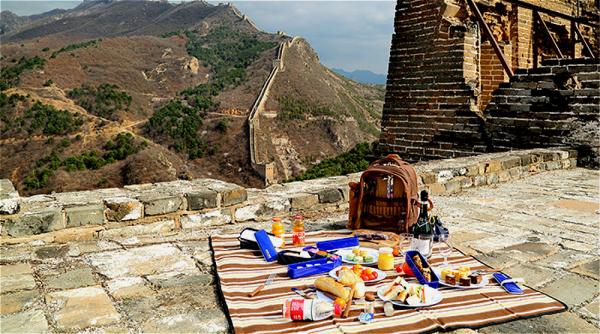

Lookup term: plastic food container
[315,237,359,251]
[287,257,342,279]
[239,227,284,250]
[255,229,278,262]
[405,250,439,288]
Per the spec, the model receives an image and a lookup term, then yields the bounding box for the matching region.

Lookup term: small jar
[378,247,395,271]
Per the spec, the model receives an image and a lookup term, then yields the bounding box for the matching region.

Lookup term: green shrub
[28,102,84,135]
[43,79,53,87]
[103,132,146,161]
[28,133,145,188]
[67,83,131,119]
[146,100,207,159]
[185,26,277,89]
[50,40,98,59]
[292,142,374,181]
[216,118,229,133]
[0,56,46,90]
[160,31,182,38]
[278,96,336,121]
[24,168,54,189]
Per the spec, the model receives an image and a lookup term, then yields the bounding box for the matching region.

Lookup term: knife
[248,273,275,297]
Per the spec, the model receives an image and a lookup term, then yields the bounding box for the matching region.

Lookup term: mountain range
[0,0,383,195]
[332,68,387,85]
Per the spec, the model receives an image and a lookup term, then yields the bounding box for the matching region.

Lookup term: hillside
[0,0,384,195]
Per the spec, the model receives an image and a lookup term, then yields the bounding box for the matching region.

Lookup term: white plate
[377,285,442,308]
[336,248,379,265]
[433,268,489,289]
[328,267,387,284]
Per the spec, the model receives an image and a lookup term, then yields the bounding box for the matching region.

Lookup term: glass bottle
[411,190,433,257]
[271,217,285,245]
[292,215,305,246]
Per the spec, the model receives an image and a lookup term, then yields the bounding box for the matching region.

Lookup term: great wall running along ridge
[248,37,301,186]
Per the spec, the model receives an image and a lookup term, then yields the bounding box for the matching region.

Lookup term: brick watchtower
[378,0,598,162]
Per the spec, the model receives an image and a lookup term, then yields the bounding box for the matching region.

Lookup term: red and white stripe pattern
[212,230,565,334]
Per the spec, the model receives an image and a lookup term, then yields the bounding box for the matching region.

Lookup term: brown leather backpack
[348,154,419,233]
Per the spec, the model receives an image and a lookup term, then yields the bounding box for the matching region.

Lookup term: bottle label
[289,299,305,320]
[292,231,305,245]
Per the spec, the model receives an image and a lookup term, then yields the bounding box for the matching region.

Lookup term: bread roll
[339,270,361,287]
[315,277,349,300]
[353,281,366,298]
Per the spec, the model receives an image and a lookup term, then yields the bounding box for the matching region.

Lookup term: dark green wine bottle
[413,190,431,236]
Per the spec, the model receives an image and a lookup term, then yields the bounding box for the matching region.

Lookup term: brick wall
[379,0,598,162]
[378,0,486,161]
[485,59,600,167]
[480,42,510,109]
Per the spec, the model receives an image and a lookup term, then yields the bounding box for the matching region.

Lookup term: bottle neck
[419,202,429,219]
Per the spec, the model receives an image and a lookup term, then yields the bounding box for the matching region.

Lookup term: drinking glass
[398,233,413,257]
[411,234,433,258]
[436,234,452,266]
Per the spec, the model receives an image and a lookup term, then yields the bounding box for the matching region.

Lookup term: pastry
[383,277,403,296]
[384,302,394,317]
[354,281,366,299]
[315,277,349,300]
[469,274,482,285]
[422,267,431,282]
[459,277,471,287]
[440,267,452,281]
[412,255,423,270]
[339,270,361,287]
[365,292,376,301]
[445,274,456,285]
[458,266,471,279]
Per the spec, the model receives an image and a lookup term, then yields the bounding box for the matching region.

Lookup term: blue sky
[0,1,396,74]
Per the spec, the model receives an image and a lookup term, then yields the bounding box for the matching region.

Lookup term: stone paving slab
[0,168,597,333]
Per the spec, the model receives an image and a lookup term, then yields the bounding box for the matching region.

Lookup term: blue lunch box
[287,257,342,279]
[405,250,439,288]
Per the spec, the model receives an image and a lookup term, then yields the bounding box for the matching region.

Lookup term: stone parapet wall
[0,148,577,245]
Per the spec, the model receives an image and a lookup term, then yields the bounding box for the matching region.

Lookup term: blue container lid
[255,229,278,262]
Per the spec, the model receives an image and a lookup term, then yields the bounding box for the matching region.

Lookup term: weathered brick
[140,194,185,216]
[5,208,64,237]
[290,193,319,210]
[65,204,105,228]
[317,188,342,204]
[186,189,219,211]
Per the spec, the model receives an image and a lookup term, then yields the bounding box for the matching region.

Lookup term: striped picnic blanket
[211,230,565,334]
